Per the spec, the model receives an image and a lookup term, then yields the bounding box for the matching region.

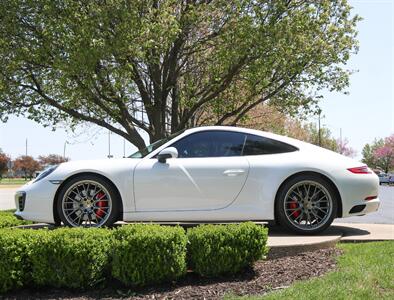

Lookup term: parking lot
[1,186,393,224]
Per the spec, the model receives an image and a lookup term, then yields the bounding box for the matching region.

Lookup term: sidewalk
[336,223,394,242]
[267,223,394,258]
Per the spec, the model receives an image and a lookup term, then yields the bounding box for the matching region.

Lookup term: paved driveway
[1,186,393,224]
[0,188,17,210]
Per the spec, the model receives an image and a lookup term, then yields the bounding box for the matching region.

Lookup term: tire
[57,174,121,227]
[275,174,338,235]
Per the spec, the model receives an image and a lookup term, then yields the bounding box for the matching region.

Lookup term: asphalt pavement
[0,188,16,210]
[1,185,393,224]
[334,185,394,224]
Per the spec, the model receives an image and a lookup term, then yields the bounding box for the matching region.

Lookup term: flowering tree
[336,138,357,158]
[374,135,394,173]
[0,149,11,179]
[362,138,384,168]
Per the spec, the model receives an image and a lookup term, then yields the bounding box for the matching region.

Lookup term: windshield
[129,129,185,158]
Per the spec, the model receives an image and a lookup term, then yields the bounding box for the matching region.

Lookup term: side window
[171,131,246,158]
[243,134,298,155]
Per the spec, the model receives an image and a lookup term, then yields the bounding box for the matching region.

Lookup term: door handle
[223,169,245,176]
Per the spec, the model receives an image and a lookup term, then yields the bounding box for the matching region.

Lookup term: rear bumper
[346,198,380,217]
[331,169,380,218]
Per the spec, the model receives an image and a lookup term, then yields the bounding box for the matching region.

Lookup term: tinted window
[171,131,246,158]
[243,134,297,155]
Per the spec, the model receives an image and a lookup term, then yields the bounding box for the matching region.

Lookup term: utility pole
[340,128,342,144]
[25,138,28,156]
[318,109,322,147]
[63,141,68,159]
[107,130,113,159]
[123,138,126,158]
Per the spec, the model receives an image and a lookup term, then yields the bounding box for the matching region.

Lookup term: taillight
[347,166,372,174]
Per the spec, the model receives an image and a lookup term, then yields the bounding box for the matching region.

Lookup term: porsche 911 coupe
[14,126,380,234]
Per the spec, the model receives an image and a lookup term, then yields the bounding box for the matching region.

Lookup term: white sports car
[14,126,380,234]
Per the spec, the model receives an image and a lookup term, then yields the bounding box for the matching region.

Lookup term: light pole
[317,109,322,147]
[123,138,126,158]
[107,130,113,159]
[63,141,68,159]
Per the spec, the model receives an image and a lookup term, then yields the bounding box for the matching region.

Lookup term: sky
[0,0,393,161]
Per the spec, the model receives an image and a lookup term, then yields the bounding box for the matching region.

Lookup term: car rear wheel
[57,174,120,227]
[275,174,338,235]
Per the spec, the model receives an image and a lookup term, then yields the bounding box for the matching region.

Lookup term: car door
[133,130,249,211]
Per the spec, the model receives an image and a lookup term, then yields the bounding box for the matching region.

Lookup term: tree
[0,149,11,179]
[336,138,356,158]
[243,104,355,156]
[0,0,360,149]
[374,135,394,173]
[38,154,69,167]
[13,156,41,180]
[362,138,384,169]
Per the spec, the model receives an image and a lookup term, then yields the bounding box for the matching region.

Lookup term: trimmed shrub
[0,210,32,228]
[29,228,112,288]
[0,229,36,293]
[187,222,269,276]
[112,224,187,286]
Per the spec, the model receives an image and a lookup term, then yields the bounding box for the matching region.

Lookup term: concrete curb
[267,235,342,259]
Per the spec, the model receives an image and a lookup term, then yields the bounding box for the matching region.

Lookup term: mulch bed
[2,247,342,300]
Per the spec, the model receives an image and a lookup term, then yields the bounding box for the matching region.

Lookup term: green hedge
[112,224,187,286]
[0,210,32,228]
[0,222,268,293]
[29,228,113,288]
[0,229,35,293]
[187,222,269,276]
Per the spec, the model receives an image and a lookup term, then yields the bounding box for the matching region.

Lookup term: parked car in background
[378,173,390,185]
[389,174,394,185]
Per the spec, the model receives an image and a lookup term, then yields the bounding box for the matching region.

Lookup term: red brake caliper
[289,199,300,219]
[95,192,106,218]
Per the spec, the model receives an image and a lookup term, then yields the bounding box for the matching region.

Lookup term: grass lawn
[231,241,394,300]
[0,178,29,187]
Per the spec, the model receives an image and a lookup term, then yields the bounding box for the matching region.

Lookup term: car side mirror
[157,147,178,163]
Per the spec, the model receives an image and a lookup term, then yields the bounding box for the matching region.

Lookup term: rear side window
[243,134,298,156]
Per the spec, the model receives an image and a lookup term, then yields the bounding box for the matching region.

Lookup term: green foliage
[112,224,187,286]
[0,229,36,293]
[0,223,268,293]
[187,222,268,277]
[29,228,113,288]
[0,210,32,228]
[362,138,385,169]
[0,0,360,147]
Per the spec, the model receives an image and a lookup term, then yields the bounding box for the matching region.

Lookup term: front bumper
[14,179,58,223]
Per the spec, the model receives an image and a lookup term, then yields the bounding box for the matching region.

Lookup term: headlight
[33,165,58,183]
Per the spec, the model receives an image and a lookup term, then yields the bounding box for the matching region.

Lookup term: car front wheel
[275,174,338,235]
[57,174,120,227]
